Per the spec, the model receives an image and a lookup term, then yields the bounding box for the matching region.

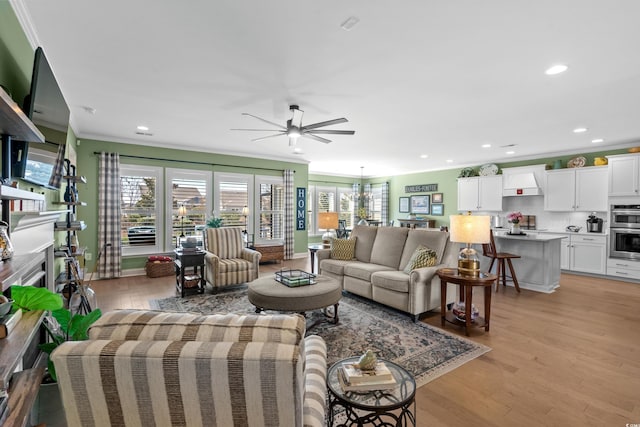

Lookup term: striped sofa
[203,227,261,290]
[51,310,327,427]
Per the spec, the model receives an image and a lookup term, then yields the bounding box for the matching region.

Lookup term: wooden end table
[436,268,497,336]
[174,249,206,297]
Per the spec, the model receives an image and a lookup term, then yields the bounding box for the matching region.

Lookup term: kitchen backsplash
[485,195,608,231]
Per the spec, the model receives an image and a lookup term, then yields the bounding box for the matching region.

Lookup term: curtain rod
[93,152,294,173]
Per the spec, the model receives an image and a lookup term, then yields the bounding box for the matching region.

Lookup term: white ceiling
[12,0,640,177]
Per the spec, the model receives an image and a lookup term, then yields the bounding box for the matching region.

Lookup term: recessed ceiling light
[446,159,453,163]
[591,138,604,143]
[420,154,428,159]
[506,151,515,155]
[545,64,568,75]
[481,144,491,148]
[573,127,587,133]
[137,125,149,131]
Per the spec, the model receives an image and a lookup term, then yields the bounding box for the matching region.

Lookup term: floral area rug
[150,285,490,388]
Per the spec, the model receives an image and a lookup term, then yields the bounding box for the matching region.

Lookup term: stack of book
[338,361,397,392]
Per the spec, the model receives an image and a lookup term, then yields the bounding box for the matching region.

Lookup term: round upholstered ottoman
[248,274,342,324]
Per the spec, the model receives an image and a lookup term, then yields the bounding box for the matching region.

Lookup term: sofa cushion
[369,227,409,269]
[399,229,449,269]
[330,237,356,260]
[320,258,355,276]
[402,245,438,273]
[344,262,395,282]
[350,225,378,263]
[206,227,244,259]
[371,270,411,293]
[89,310,305,345]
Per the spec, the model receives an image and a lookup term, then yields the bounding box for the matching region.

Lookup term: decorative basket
[183,275,201,288]
[145,255,174,278]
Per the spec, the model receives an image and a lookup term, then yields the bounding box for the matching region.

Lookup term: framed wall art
[431,204,444,216]
[431,193,443,203]
[399,197,410,213]
[410,195,430,214]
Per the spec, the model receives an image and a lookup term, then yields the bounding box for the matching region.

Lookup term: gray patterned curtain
[381,182,389,225]
[47,143,66,189]
[284,169,294,259]
[98,152,122,278]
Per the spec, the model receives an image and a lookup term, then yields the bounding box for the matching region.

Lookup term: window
[308,184,354,235]
[214,172,253,230]
[120,165,163,255]
[256,176,284,243]
[166,168,212,248]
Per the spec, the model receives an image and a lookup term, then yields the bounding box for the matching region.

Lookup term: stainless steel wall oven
[610,205,640,260]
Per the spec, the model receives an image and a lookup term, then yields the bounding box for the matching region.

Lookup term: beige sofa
[52,310,327,427]
[317,225,458,321]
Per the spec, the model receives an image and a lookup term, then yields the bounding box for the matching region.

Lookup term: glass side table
[327,356,416,426]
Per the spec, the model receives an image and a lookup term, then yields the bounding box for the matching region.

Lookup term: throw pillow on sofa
[403,244,438,273]
[331,237,356,260]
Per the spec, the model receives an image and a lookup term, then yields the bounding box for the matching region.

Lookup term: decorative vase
[0,221,14,260]
[510,223,521,234]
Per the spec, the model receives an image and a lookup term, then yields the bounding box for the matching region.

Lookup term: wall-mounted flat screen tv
[12,47,69,189]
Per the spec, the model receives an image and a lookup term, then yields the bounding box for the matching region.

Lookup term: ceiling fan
[232,105,355,146]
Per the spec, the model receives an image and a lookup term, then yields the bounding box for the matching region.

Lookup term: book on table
[338,366,397,392]
[341,361,393,384]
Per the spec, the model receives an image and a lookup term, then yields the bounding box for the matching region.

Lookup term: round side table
[327,357,416,426]
[437,267,497,336]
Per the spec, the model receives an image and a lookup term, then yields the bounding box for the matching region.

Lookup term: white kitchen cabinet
[457,175,503,212]
[607,258,640,280]
[544,166,608,211]
[569,234,607,274]
[608,154,640,196]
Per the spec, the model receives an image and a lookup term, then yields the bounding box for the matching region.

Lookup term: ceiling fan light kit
[233,104,355,147]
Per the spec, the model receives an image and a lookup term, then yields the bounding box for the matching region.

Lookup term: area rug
[150,285,490,388]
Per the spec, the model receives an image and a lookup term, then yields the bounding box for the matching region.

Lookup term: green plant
[206,216,223,228]
[11,285,102,382]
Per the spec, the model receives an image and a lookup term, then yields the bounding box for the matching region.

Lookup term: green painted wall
[75,138,308,270]
[0,2,33,103]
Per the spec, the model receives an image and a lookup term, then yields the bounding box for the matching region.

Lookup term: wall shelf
[0,87,44,143]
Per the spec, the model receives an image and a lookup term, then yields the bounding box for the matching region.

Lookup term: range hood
[502,165,545,196]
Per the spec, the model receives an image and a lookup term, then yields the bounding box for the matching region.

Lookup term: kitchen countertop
[493,231,567,241]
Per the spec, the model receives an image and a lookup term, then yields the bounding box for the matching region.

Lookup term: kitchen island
[484,232,567,293]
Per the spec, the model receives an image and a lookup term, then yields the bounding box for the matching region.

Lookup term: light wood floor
[92,257,640,426]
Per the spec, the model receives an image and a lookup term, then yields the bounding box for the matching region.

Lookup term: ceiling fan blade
[306,129,355,135]
[231,128,284,131]
[251,132,286,142]
[290,106,304,128]
[302,118,348,131]
[241,113,286,130]
[302,133,332,144]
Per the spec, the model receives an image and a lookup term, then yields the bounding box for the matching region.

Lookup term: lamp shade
[449,214,490,244]
[242,206,249,216]
[178,205,187,217]
[318,212,339,230]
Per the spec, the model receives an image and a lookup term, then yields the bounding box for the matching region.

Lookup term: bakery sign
[405,184,438,193]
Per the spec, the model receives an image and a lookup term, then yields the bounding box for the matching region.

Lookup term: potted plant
[11,285,102,424]
[206,216,223,228]
[12,285,102,379]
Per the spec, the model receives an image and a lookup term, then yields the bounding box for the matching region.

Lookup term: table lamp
[178,205,187,238]
[318,212,339,248]
[449,213,490,277]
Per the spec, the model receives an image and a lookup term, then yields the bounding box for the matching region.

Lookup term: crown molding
[9,0,40,49]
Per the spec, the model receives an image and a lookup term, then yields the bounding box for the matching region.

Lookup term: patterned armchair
[203,227,261,290]
[52,310,328,427]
